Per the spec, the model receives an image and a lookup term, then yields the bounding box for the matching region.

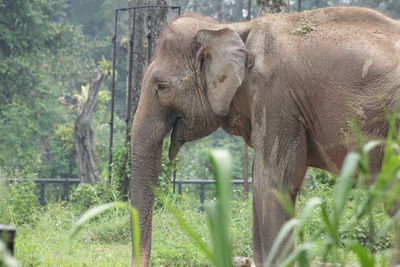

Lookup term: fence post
[62,178,69,201]
[39,182,46,206]
[178,182,182,194]
[199,183,205,211]
[0,225,16,255]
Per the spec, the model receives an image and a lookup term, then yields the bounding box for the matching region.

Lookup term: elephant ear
[196,28,247,116]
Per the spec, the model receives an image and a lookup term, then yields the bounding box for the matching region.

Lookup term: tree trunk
[232,0,245,21]
[74,73,105,184]
[128,0,170,116]
[257,0,290,16]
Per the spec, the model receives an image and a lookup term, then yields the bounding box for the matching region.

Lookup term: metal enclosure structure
[108,5,181,182]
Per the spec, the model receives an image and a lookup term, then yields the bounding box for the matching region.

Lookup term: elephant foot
[233,256,255,267]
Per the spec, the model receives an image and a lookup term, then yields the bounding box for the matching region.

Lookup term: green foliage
[159,138,182,193]
[158,149,235,266]
[7,181,40,225]
[0,178,10,225]
[266,125,400,266]
[110,144,130,196]
[180,129,251,181]
[71,201,142,267]
[14,203,131,267]
[69,182,120,211]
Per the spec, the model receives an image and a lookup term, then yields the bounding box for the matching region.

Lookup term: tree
[121,0,171,196]
[74,73,106,184]
[128,0,171,116]
[257,0,290,16]
[0,0,83,177]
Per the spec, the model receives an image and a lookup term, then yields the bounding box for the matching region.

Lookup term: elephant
[130,6,400,266]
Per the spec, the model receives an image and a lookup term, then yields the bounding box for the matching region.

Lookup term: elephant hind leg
[251,130,308,266]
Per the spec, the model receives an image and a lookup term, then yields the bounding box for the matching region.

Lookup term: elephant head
[130,15,251,266]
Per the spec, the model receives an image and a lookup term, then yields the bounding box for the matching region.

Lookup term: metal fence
[172,179,253,207]
[7,178,80,206]
[6,178,251,206]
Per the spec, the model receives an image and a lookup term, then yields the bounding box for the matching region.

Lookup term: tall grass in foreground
[72,121,400,267]
[265,116,400,266]
[71,149,235,266]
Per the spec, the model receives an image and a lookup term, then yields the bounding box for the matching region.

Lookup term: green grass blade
[208,149,233,267]
[334,152,360,217]
[156,191,215,263]
[206,202,232,267]
[363,140,383,155]
[264,219,299,267]
[297,197,322,232]
[273,189,295,218]
[349,244,374,267]
[114,202,141,267]
[71,201,142,267]
[70,202,115,238]
[276,242,314,267]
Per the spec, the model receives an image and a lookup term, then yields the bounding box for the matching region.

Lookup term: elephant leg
[252,124,307,266]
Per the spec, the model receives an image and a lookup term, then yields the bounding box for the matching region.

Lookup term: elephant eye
[157,83,168,91]
[199,55,205,70]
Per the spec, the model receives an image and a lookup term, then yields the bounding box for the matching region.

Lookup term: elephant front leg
[252,131,307,266]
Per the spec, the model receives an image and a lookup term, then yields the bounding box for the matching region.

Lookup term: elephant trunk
[130,99,172,267]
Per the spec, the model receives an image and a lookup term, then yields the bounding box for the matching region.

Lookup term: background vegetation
[0,0,399,180]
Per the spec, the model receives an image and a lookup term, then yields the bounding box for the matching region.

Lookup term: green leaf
[265,219,299,267]
[70,201,141,267]
[334,152,360,217]
[277,242,314,267]
[208,149,233,267]
[349,244,374,267]
[70,202,115,238]
[156,191,215,263]
[114,202,141,267]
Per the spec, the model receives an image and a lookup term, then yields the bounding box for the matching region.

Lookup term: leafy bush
[110,144,130,197]
[69,181,120,210]
[7,181,40,225]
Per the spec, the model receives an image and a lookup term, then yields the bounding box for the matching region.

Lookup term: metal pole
[0,225,16,256]
[125,9,136,144]
[62,178,69,201]
[108,10,119,184]
[298,0,301,12]
[147,32,152,64]
[199,183,205,210]
[247,0,251,20]
[39,182,45,206]
[173,170,176,193]
[116,5,181,11]
[108,5,180,184]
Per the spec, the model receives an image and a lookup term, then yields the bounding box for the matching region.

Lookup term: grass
[8,139,400,266]
[11,194,252,267]
[9,172,395,266]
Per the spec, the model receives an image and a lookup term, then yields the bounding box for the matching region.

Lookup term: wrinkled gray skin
[131,6,400,266]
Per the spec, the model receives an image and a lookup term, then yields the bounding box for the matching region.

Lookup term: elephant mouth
[168,117,186,160]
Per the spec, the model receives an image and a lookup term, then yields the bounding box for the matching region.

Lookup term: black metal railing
[6,178,252,206]
[7,178,80,206]
[172,179,253,207]
[108,5,181,183]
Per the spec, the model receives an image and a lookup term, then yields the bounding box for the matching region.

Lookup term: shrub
[69,181,120,210]
[7,181,40,225]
